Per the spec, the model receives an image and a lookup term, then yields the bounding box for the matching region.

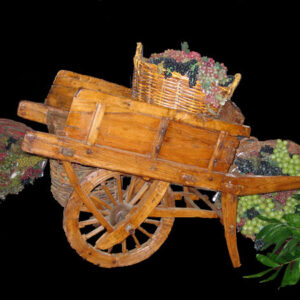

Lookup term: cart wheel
[63,169,174,268]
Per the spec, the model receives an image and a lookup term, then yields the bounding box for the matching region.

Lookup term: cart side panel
[158,121,238,169]
[64,91,239,172]
[44,70,131,111]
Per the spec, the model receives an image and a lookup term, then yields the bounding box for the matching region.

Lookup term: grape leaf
[292,194,300,201]
[290,228,300,239]
[259,224,291,251]
[256,223,281,241]
[256,254,280,268]
[283,214,300,227]
[277,239,299,262]
[267,252,286,265]
[243,267,274,279]
[294,204,300,214]
[260,267,282,283]
[280,259,300,288]
[270,227,293,253]
[257,214,281,223]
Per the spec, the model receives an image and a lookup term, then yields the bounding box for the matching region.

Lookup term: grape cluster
[237,193,300,237]
[234,156,282,176]
[270,139,300,176]
[0,133,47,200]
[234,157,254,174]
[253,160,283,176]
[235,139,300,238]
[147,42,233,108]
[16,154,45,169]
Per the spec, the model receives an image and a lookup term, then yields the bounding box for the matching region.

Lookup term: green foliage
[181,41,190,54]
[244,209,300,288]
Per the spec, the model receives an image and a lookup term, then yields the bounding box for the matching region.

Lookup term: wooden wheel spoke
[90,195,113,210]
[83,225,105,240]
[102,183,118,206]
[116,175,123,203]
[80,204,110,215]
[122,240,127,253]
[137,226,153,238]
[144,218,161,226]
[129,182,149,205]
[126,176,137,203]
[79,217,99,228]
[131,233,141,248]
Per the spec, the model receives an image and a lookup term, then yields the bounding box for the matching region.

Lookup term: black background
[1,0,299,297]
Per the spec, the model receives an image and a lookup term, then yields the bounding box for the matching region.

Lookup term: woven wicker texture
[49,160,117,207]
[131,43,241,116]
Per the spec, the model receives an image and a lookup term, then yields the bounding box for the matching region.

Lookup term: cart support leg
[221,192,241,268]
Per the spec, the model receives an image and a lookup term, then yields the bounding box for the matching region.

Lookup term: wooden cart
[17,70,300,268]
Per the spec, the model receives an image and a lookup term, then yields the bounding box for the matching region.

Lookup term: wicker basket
[131,42,241,116]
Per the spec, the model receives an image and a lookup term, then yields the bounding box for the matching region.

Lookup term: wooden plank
[229,175,300,195]
[45,85,77,111]
[86,103,106,145]
[22,131,300,195]
[45,70,131,110]
[158,121,237,170]
[54,70,131,98]
[17,100,48,124]
[149,207,219,218]
[17,100,69,129]
[74,88,251,137]
[96,113,161,155]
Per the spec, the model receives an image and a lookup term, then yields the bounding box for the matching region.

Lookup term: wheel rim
[63,169,174,268]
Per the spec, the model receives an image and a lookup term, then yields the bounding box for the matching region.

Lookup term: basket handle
[227,73,242,99]
[135,42,143,59]
[133,42,143,75]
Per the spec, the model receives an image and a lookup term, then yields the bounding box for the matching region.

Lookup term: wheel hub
[109,203,132,226]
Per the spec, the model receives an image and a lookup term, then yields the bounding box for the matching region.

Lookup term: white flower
[10,171,19,179]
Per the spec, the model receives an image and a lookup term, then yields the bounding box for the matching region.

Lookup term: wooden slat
[86,103,106,145]
[208,131,228,171]
[149,207,219,218]
[151,118,169,159]
[188,187,222,219]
